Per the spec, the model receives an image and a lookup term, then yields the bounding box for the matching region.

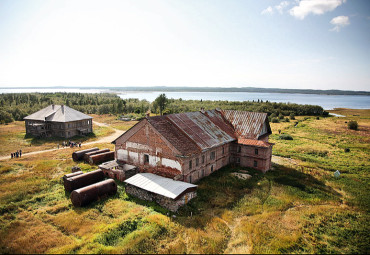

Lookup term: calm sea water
[119,91,370,110]
[0,88,369,110]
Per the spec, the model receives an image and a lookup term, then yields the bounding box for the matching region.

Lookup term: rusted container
[70,179,117,207]
[72,147,99,161]
[83,148,110,162]
[63,171,83,181]
[63,169,105,192]
[88,151,115,165]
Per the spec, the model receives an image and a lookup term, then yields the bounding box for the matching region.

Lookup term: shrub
[344,148,350,153]
[278,134,293,140]
[316,116,320,120]
[271,118,279,123]
[348,121,358,130]
[289,113,295,120]
[284,118,290,122]
[279,114,284,120]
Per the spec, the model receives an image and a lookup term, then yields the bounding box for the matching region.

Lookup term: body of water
[0,88,369,110]
[119,91,370,110]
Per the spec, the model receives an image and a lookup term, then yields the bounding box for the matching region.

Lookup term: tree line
[0,92,326,124]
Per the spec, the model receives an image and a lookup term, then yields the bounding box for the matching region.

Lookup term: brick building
[113,109,273,184]
[24,104,93,138]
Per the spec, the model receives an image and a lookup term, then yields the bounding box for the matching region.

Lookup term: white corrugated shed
[124,173,197,199]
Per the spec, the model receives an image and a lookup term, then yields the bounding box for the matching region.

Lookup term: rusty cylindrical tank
[70,179,117,207]
[88,151,115,165]
[83,148,110,162]
[63,169,105,192]
[72,147,99,161]
[63,171,83,181]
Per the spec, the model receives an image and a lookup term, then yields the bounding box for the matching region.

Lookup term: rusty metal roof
[203,110,236,139]
[221,110,267,139]
[237,138,274,148]
[124,173,197,199]
[148,116,200,156]
[167,112,235,151]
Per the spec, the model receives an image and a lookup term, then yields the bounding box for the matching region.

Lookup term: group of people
[10,150,22,159]
[60,140,82,148]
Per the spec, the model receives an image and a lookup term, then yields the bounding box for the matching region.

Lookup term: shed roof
[124,173,197,199]
[237,138,274,148]
[24,105,92,122]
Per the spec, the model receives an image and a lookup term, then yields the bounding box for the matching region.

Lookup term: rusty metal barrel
[63,169,105,192]
[70,179,117,207]
[72,147,99,161]
[83,148,110,162]
[63,171,83,181]
[88,151,115,165]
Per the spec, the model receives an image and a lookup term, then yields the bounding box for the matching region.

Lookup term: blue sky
[0,0,369,90]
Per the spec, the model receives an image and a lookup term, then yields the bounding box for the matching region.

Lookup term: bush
[279,114,284,120]
[279,134,293,140]
[316,116,320,120]
[289,113,295,120]
[344,148,350,153]
[348,121,358,130]
[284,117,290,122]
[271,117,279,123]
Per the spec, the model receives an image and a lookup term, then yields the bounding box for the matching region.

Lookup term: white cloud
[330,15,350,32]
[289,0,346,20]
[276,1,290,14]
[261,1,290,15]
[261,6,273,15]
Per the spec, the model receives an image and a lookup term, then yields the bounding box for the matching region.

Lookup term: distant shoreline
[1,86,369,96]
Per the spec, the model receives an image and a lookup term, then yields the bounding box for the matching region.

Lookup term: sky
[0,0,369,90]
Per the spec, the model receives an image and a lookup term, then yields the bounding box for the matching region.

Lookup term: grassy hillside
[0,109,368,254]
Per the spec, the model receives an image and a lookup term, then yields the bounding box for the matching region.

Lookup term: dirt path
[0,121,124,161]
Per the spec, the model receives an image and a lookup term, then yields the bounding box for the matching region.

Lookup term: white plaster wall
[117,149,128,161]
[126,141,150,151]
[130,151,139,163]
[161,158,181,171]
[149,155,160,166]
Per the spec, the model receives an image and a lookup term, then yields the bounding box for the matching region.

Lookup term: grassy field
[0,109,369,254]
[90,114,139,131]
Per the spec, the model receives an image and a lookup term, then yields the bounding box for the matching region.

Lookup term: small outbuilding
[99,160,138,182]
[124,173,197,212]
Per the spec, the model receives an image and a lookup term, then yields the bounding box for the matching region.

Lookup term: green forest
[0,92,326,124]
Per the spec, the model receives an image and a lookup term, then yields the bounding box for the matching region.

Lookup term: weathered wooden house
[113,109,273,184]
[24,104,93,138]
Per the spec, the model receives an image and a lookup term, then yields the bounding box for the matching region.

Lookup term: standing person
[19,149,22,157]
[11,153,13,159]
[79,142,81,148]
[16,151,19,158]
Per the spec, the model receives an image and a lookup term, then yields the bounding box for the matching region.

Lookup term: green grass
[0,109,369,254]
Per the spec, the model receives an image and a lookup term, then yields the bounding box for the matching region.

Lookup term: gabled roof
[124,173,197,199]
[24,105,92,122]
[167,111,235,151]
[148,116,200,156]
[221,110,268,139]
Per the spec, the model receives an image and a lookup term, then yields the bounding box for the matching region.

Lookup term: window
[189,175,192,183]
[237,146,241,153]
[144,154,149,164]
[211,165,214,172]
[210,151,215,160]
[202,155,205,164]
[189,160,192,170]
[236,157,240,164]
[68,123,71,128]
[254,160,258,167]
[201,169,204,178]
[255,149,259,155]
[196,158,199,166]
[222,147,225,154]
